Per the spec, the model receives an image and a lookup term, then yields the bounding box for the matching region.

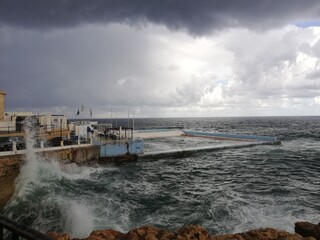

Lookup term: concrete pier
[140,140,276,159]
[133,129,184,139]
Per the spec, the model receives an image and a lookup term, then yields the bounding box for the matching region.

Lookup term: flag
[90,108,92,118]
[76,109,80,116]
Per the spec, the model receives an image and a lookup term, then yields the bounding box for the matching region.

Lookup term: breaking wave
[2,116,320,238]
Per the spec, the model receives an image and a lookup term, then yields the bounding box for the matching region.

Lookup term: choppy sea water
[2,116,320,238]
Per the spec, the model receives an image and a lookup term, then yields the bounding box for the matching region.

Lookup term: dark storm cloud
[1,0,320,34]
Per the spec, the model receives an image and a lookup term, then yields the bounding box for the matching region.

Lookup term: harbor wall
[134,130,183,139]
[183,131,278,142]
[140,141,276,159]
[36,145,100,164]
[99,139,144,157]
[0,154,22,210]
[0,145,100,210]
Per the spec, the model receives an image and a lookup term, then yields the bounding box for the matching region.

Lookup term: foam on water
[6,158,100,237]
[64,200,94,238]
[3,119,101,237]
[13,119,40,198]
[2,117,320,237]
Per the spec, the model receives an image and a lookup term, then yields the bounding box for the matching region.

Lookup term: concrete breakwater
[0,145,100,209]
[48,221,320,240]
[140,140,277,159]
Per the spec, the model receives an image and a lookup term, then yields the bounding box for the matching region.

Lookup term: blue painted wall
[100,138,144,157]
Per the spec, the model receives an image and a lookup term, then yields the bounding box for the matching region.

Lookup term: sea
[2,116,320,238]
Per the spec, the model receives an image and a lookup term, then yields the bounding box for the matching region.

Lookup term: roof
[0,90,7,95]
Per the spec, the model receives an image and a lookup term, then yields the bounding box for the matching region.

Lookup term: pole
[111,107,113,127]
[115,112,117,128]
[132,106,134,139]
[128,110,130,128]
[60,119,62,138]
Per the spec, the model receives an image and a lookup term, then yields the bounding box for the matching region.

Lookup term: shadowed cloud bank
[1,0,320,34]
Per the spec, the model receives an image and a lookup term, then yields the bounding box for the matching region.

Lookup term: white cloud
[1,23,320,117]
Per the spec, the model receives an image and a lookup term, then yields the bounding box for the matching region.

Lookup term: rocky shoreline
[48,221,320,240]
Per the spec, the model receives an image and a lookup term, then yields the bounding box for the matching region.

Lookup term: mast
[132,106,135,139]
[110,107,113,126]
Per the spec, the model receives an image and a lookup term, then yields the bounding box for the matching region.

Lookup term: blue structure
[99,138,144,157]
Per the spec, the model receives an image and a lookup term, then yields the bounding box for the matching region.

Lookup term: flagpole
[115,112,117,128]
[132,106,134,139]
[111,107,113,127]
[128,109,130,128]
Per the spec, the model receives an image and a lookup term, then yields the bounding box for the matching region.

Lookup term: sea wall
[0,154,22,209]
[0,145,100,209]
[36,145,100,164]
[183,130,278,142]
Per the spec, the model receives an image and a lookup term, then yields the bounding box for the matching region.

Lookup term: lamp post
[60,119,62,138]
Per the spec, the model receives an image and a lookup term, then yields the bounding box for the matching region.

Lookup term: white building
[68,121,97,140]
[0,90,16,133]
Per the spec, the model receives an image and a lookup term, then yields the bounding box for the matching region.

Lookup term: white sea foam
[231,203,300,233]
[8,119,101,237]
[14,118,41,198]
[64,200,94,238]
[5,117,320,237]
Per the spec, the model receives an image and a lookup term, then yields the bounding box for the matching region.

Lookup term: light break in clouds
[1,1,320,117]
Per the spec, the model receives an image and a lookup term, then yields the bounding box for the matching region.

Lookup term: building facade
[0,90,16,133]
[0,90,6,121]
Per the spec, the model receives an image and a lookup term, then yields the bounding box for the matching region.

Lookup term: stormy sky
[1,0,320,118]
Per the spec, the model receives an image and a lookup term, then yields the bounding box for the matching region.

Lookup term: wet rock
[47,232,71,240]
[85,229,126,240]
[211,234,245,240]
[213,228,304,240]
[158,230,176,240]
[295,222,320,240]
[126,226,160,240]
[145,233,158,240]
[177,225,210,240]
[48,223,318,240]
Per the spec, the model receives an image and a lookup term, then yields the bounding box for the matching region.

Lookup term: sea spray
[13,117,41,198]
[64,201,94,238]
[2,117,320,237]
[3,118,97,237]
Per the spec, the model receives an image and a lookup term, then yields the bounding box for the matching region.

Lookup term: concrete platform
[133,129,184,139]
[139,130,280,159]
[140,138,275,159]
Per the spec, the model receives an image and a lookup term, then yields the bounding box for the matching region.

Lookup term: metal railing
[0,124,69,135]
[0,215,52,240]
[0,126,23,134]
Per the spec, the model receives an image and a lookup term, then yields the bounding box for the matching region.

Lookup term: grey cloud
[168,63,180,71]
[0,24,200,112]
[307,70,320,80]
[1,0,320,34]
[0,25,157,110]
